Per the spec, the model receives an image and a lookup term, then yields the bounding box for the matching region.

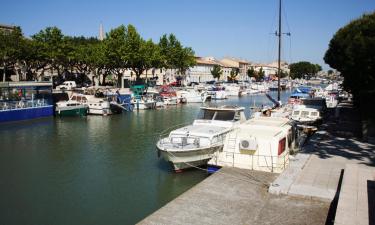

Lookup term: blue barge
[0,82,54,123]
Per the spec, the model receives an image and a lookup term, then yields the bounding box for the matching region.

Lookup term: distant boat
[70,93,112,115]
[55,98,88,117]
[156,106,247,171]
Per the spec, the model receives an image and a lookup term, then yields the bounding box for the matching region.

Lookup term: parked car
[56,81,77,90]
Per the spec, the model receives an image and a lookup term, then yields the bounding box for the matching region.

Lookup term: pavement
[138,168,329,225]
[334,164,375,225]
[270,101,375,201]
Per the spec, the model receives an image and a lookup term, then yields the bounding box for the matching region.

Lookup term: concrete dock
[138,168,329,225]
[139,101,374,224]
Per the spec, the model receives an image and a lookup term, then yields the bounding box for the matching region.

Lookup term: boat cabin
[208,117,295,173]
[194,106,246,126]
[291,107,322,124]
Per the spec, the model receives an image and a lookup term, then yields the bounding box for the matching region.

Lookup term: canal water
[0,91,291,225]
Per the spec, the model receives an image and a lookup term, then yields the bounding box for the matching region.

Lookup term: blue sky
[1,0,374,69]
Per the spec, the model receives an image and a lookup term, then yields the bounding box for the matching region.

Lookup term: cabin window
[197,109,216,120]
[301,111,309,118]
[293,111,300,116]
[214,111,235,121]
[71,96,77,101]
[287,129,293,148]
[310,112,318,117]
[278,138,286,155]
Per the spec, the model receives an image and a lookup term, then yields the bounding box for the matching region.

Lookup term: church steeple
[99,23,104,41]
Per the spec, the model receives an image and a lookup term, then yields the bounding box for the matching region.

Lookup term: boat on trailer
[156,105,247,171]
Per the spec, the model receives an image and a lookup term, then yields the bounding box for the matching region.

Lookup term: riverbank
[138,168,329,225]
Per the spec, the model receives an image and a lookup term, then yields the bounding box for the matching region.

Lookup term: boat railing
[211,150,290,173]
[157,122,192,140]
[0,99,50,111]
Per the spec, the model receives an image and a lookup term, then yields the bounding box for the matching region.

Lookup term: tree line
[0,25,196,85]
[289,61,322,79]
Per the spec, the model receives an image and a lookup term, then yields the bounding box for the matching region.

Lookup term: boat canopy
[196,106,245,122]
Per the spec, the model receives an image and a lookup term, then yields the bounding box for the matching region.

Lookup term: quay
[138,168,329,225]
[139,101,375,225]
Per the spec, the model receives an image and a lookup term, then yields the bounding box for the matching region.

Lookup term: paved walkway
[270,101,375,201]
[334,164,375,225]
[139,168,329,225]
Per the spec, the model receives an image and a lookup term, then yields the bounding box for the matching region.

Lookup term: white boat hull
[157,142,223,170]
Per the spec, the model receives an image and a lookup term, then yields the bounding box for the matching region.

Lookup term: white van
[56,81,77,90]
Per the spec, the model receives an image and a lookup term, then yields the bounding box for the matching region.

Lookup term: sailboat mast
[277,0,282,102]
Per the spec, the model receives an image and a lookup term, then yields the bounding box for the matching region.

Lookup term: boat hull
[56,106,88,117]
[157,144,223,171]
[0,106,54,123]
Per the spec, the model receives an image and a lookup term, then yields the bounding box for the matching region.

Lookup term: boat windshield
[197,109,237,121]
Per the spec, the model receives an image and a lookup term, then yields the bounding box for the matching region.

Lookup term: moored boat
[55,100,88,116]
[156,105,247,171]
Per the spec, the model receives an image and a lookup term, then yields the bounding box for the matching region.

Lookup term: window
[214,111,235,121]
[278,138,286,155]
[301,111,309,118]
[310,112,318,117]
[197,109,216,120]
[293,111,300,116]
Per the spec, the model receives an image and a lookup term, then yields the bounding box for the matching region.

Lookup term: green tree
[32,27,67,77]
[247,67,256,80]
[0,27,24,81]
[324,12,375,99]
[257,67,265,81]
[103,25,128,86]
[327,69,333,75]
[289,61,321,79]
[211,65,223,81]
[228,68,239,82]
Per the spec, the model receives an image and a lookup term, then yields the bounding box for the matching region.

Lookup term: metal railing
[0,99,50,111]
[211,150,290,173]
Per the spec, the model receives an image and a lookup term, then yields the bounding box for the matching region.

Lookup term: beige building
[0,24,16,34]
[187,56,223,83]
[220,57,251,81]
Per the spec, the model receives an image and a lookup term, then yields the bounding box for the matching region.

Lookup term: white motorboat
[55,99,88,117]
[291,106,322,125]
[177,90,208,103]
[224,83,241,96]
[156,106,247,171]
[163,96,178,105]
[132,95,156,110]
[70,93,111,115]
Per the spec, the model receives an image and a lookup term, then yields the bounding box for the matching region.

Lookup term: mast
[277,0,282,102]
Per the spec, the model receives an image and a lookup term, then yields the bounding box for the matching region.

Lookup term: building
[187,56,221,83]
[220,57,251,81]
[251,61,290,80]
[0,23,17,34]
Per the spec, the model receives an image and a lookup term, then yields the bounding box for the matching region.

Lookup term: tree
[158,33,195,84]
[324,12,375,99]
[228,68,239,82]
[0,27,24,81]
[32,27,67,77]
[211,65,223,81]
[289,61,322,79]
[257,67,265,81]
[103,25,128,86]
[247,67,256,80]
